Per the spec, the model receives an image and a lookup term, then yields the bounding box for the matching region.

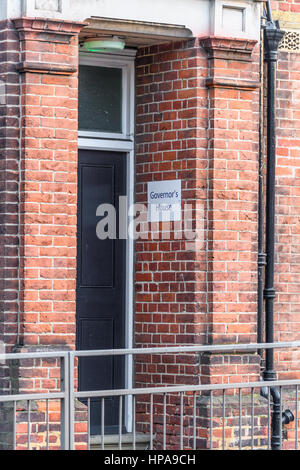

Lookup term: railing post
[60,353,70,450]
[69,352,75,451]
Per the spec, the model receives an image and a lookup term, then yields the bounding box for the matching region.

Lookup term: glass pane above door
[78,65,123,134]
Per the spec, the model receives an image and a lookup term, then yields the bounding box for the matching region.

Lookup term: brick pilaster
[12,18,85,349]
[0,20,21,357]
[199,37,260,348]
[0,18,87,450]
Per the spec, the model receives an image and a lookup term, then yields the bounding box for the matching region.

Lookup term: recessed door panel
[80,164,115,287]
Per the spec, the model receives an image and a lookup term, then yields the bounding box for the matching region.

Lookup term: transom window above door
[78,53,135,141]
[79,65,122,134]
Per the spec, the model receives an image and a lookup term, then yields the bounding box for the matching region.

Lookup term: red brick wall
[134,37,262,447]
[135,37,261,385]
[271,0,300,13]
[135,39,208,388]
[0,5,298,450]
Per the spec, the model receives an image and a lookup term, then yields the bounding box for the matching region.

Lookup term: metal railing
[0,350,70,450]
[1,341,300,450]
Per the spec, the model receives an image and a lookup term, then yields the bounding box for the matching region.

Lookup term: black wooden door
[76,149,127,435]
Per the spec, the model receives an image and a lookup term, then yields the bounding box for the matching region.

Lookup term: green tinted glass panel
[79,65,122,133]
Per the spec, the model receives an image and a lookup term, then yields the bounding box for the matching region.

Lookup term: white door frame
[78,49,136,433]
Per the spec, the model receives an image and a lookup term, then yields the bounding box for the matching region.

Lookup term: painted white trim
[78,138,134,152]
[22,0,70,18]
[78,53,135,433]
[1,0,261,41]
[210,0,260,39]
[0,0,22,20]
[79,51,136,141]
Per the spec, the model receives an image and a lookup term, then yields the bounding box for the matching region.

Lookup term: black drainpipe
[257,9,266,359]
[261,2,294,450]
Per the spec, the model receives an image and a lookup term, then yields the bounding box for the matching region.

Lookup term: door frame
[78,49,136,432]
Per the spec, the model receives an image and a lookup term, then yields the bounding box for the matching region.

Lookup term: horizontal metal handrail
[74,378,300,399]
[0,343,299,450]
[0,392,66,402]
[0,341,299,362]
[71,340,300,358]
[0,351,68,361]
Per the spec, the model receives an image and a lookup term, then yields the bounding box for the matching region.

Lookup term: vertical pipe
[263,2,285,379]
[257,5,267,356]
[264,40,277,378]
[263,5,285,450]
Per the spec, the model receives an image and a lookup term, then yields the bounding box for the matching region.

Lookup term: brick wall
[0,2,299,450]
[271,0,300,13]
[135,39,208,389]
[135,38,209,447]
[135,37,261,373]
[134,36,263,447]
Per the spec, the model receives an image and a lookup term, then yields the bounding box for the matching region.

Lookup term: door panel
[76,149,127,435]
[80,164,115,287]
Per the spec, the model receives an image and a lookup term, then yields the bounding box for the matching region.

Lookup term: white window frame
[78,50,136,141]
[78,49,136,434]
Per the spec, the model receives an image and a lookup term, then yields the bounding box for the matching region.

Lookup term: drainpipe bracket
[264,287,276,299]
[258,253,267,267]
[263,369,277,381]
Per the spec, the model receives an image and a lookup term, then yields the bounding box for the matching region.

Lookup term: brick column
[196,37,266,449]
[3,17,87,450]
[200,37,260,350]
[12,18,85,351]
[0,19,22,449]
[0,20,21,357]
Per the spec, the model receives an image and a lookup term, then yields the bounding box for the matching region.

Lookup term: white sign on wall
[148,180,181,223]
